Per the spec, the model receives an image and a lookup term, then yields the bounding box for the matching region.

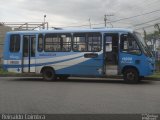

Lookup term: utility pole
[43,14,46,29]
[143,28,147,41]
[104,14,107,27]
[104,14,113,28]
[89,18,91,29]
[26,23,28,30]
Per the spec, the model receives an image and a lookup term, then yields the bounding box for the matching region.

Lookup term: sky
[0,0,160,33]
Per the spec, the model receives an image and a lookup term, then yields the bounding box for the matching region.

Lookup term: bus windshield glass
[134,32,153,57]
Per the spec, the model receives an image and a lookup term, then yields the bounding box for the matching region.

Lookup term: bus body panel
[2,28,155,79]
[119,52,154,76]
[3,33,22,73]
[35,52,103,75]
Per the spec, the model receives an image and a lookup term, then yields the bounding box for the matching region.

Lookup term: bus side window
[23,36,29,57]
[120,34,141,55]
[38,34,43,52]
[73,33,101,52]
[44,33,71,52]
[88,33,101,52]
[73,34,87,52]
[31,37,36,57]
[10,34,20,52]
[60,34,71,52]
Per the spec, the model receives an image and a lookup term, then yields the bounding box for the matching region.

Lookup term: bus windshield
[134,32,153,58]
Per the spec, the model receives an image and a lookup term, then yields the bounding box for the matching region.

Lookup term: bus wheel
[42,68,56,81]
[123,68,139,84]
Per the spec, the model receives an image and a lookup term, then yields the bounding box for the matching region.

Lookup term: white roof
[7,28,134,34]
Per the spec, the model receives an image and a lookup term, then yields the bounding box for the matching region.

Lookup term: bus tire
[123,68,139,84]
[42,67,56,81]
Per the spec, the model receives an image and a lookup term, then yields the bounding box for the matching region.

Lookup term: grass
[0,68,8,74]
[0,65,14,75]
[150,72,160,78]
[149,60,160,79]
[0,67,40,77]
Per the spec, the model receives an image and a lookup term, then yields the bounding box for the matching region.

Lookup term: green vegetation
[0,65,10,74]
[156,60,160,66]
[0,67,21,76]
[145,30,160,42]
[0,68,8,74]
[150,72,160,78]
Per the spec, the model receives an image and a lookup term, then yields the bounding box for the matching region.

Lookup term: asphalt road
[0,77,160,114]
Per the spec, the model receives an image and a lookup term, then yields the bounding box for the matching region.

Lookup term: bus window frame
[44,33,72,52]
[73,32,102,52]
[38,34,44,52]
[73,33,87,52]
[120,33,142,56]
[9,34,21,53]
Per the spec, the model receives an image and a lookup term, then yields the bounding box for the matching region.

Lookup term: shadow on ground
[10,77,155,85]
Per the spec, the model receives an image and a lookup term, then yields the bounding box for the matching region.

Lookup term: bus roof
[6,28,134,34]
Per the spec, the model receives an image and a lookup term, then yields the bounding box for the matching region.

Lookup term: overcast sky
[0,0,160,33]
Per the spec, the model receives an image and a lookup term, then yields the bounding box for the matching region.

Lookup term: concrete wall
[0,25,12,64]
[0,25,12,43]
[0,44,3,65]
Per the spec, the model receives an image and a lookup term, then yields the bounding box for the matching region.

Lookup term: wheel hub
[127,72,135,81]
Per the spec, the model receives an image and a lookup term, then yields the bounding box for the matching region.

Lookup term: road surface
[0,77,160,114]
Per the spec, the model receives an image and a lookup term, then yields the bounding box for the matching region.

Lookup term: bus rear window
[10,34,20,52]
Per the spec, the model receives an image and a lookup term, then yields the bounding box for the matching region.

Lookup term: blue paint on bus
[2,28,155,81]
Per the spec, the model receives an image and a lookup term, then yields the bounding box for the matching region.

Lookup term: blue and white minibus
[3,28,155,83]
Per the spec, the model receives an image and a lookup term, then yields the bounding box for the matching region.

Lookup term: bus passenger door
[22,35,36,73]
[104,33,119,75]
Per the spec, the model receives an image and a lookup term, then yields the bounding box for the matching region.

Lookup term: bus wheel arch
[41,66,57,81]
[122,66,139,84]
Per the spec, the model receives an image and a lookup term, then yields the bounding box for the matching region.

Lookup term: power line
[128,17,160,28]
[100,8,160,26]
[110,9,160,23]
[135,23,160,30]
[104,14,114,27]
[96,9,160,27]
[112,0,160,19]
[52,8,160,28]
